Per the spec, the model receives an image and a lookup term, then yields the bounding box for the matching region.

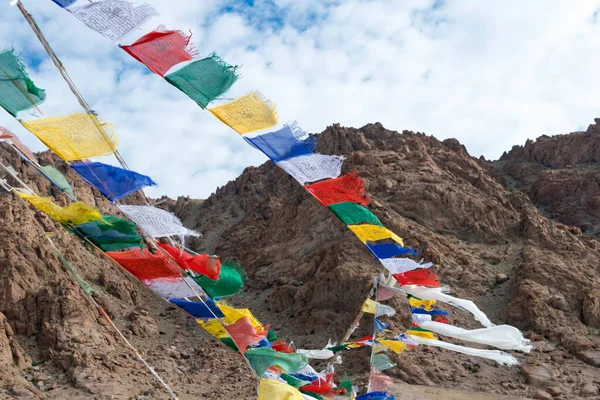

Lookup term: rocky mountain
[1,121,600,399]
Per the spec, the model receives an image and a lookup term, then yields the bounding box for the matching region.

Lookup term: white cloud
[1,0,599,198]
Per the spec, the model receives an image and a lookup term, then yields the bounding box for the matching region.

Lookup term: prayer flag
[71,0,158,42]
[408,297,436,311]
[158,243,220,280]
[246,348,307,376]
[349,224,404,246]
[170,298,224,319]
[0,49,46,117]
[367,242,418,258]
[121,25,196,76]
[165,54,239,108]
[225,316,268,351]
[71,161,156,202]
[17,191,102,226]
[372,354,396,372]
[192,260,245,298]
[146,277,205,300]
[379,258,432,275]
[199,302,263,339]
[305,172,369,206]
[107,248,181,281]
[244,122,315,162]
[209,92,277,134]
[51,0,77,7]
[370,369,394,393]
[39,165,75,199]
[0,126,37,161]
[72,215,142,251]
[276,154,345,186]
[117,205,199,238]
[258,379,305,400]
[393,268,440,287]
[22,113,119,161]
[378,339,406,355]
[329,202,381,226]
[356,392,395,400]
[361,299,396,317]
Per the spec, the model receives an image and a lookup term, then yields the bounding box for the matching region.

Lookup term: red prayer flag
[225,316,268,352]
[270,340,294,354]
[301,373,346,396]
[107,248,181,281]
[393,268,440,287]
[158,243,221,280]
[0,126,37,161]
[120,25,197,76]
[304,171,369,206]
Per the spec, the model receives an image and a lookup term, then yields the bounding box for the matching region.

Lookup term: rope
[366,275,380,393]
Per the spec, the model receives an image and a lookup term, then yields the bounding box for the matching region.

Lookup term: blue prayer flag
[374,318,389,333]
[244,122,315,162]
[356,392,395,400]
[51,0,77,7]
[411,307,449,316]
[169,298,224,319]
[71,161,156,202]
[367,242,418,259]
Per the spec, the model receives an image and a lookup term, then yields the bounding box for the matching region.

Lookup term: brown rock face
[496,119,600,238]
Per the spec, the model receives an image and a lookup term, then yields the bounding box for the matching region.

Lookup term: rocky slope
[1,121,600,400]
[167,123,600,399]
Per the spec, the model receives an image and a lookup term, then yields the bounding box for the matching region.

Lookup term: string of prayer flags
[406,334,519,366]
[16,191,103,225]
[0,127,37,161]
[258,379,305,400]
[158,243,220,280]
[356,391,395,400]
[367,242,418,259]
[192,260,246,298]
[329,202,382,226]
[70,0,158,42]
[225,316,268,351]
[393,268,440,287]
[245,347,308,376]
[71,161,156,202]
[117,205,199,239]
[244,122,316,162]
[165,54,239,109]
[0,49,46,117]
[170,298,224,319]
[120,25,197,76]
[39,165,75,199]
[276,154,345,186]
[51,0,76,7]
[72,215,142,251]
[349,224,404,246]
[107,248,181,281]
[305,172,369,206]
[208,92,278,134]
[147,277,205,300]
[22,113,120,161]
[379,258,432,275]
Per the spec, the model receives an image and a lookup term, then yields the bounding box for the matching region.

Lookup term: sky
[0,0,599,198]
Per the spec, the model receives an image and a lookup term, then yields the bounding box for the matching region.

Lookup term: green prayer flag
[0,49,46,117]
[372,353,396,372]
[245,348,307,376]
[267,328,278,342]
[328,202,382,226]
[326,344,348,353]
[165,54,239,109]
[281,374,310,388]
[193,260,246,298]
[219,337,239,352]
[40,165,76,199]
[72,215,143,251]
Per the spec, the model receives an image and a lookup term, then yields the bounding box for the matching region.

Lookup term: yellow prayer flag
[258,379,305,400]
[208,92,277,134]
[407,329,438,340]
[17,191,103,226]
[348,224,404,246]
[361,298,377,314]
[198,302,263,339]
[409,297,436,311]
[22,113,119,161]
[379,339,407,354]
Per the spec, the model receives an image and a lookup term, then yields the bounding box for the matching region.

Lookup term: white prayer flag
[118,205,200,238]
[276,154,344,185]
